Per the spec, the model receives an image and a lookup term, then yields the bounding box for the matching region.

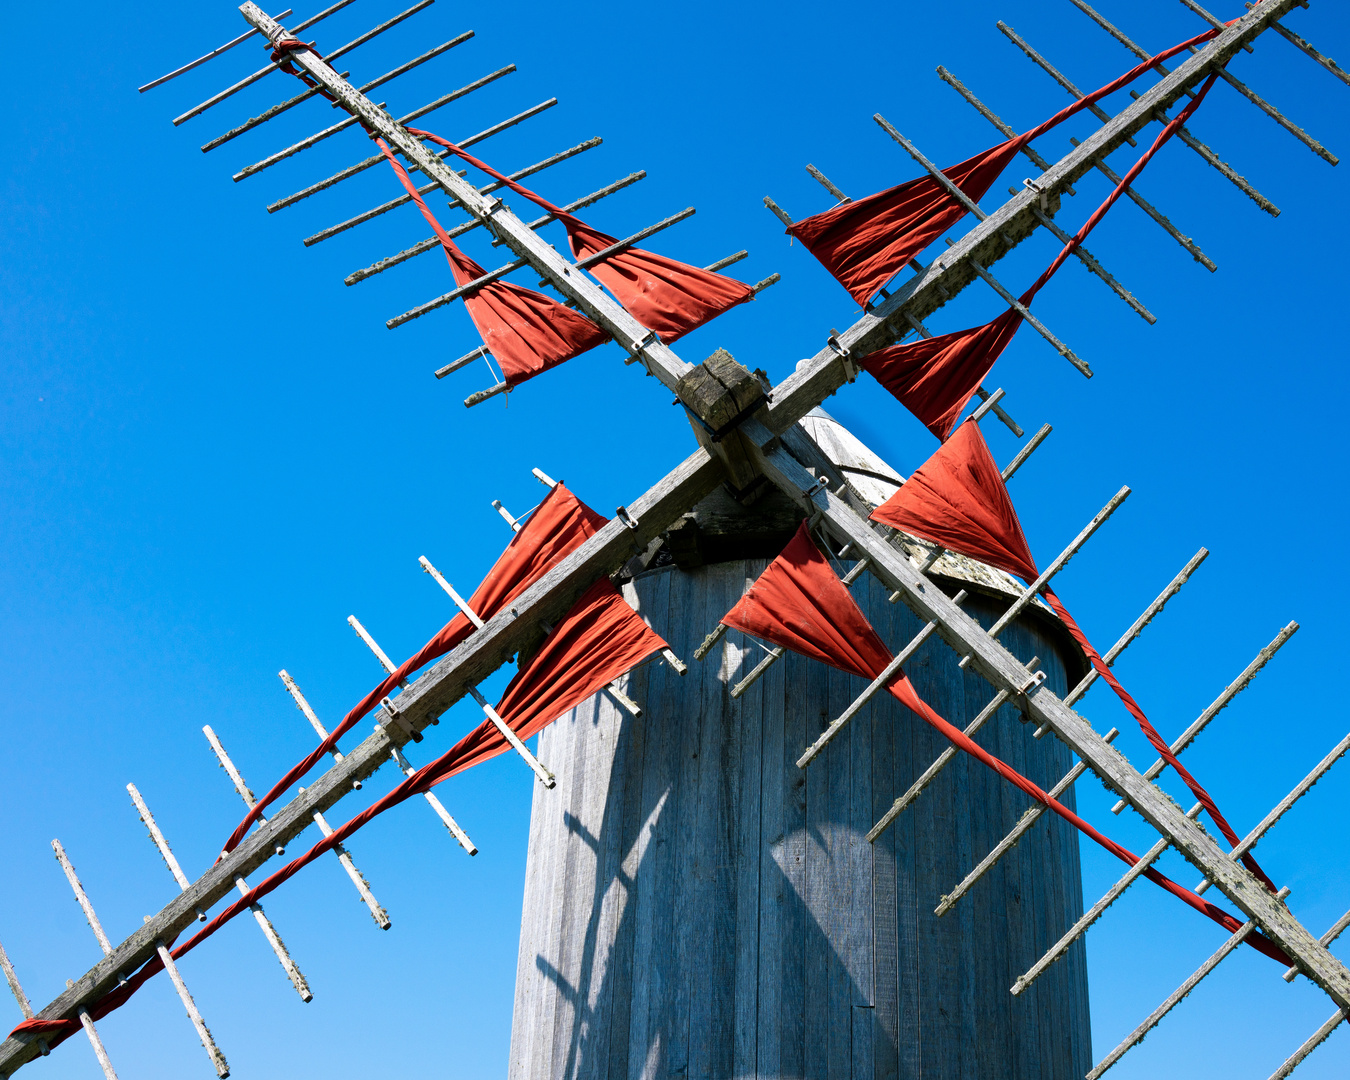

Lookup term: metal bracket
[1022,176,1052,212]
[380,697,423,742]
[616,505,640,530]
[827,330,857,382]
[1017,668,1048,695]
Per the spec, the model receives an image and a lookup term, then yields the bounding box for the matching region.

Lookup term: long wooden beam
[737,417,1350,1015]
[0,446,725,1073]
[757,0,1306,441]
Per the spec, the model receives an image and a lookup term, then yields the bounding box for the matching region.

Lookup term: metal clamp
[381,696,423,742]
[827,331,857,382]
[616,505,639,530]
[1017,668,1048,695]
[1022,177,1052,212]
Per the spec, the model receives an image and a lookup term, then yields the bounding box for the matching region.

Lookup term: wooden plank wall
[509,561,1091,1080]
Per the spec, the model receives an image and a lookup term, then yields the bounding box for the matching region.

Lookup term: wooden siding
[510,561,1091,1080]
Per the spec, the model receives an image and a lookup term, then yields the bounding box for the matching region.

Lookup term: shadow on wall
[509,562,1091,1080]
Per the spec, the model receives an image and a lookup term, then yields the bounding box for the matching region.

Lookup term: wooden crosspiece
[3,1,1347,1077]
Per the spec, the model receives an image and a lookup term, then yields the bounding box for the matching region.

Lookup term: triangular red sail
[716,523,1289,964]
[27,577,670,1046]
[871,421,1037,581]
[787,26,1221,307]
[870,421,1278,892]
[375,138,611,388]
[409,129,756,344]
[786,140,1022,307]
[859,307,1025,441]
[221,482,608,857]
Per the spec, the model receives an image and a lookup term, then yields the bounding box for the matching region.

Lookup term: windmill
[1,1,1347,1077]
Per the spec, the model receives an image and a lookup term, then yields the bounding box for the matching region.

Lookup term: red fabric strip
[374,137,611,388]
[221,483,607,858]
[27,577,669,1042]
[407,128,755,344]
[871,422,1276,890]
[788,27,1220,307]
[720,523,1289,963]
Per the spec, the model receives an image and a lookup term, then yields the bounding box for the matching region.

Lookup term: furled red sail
[23,575,667,1044]
[717,523,1289,962]
[787,26,1221,307]
[221,482,608,858]
[870,421,1276,891]
[410,129,755,343]
[376,137,611,387]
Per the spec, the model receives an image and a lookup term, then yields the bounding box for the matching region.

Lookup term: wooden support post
[1111,621,1299,813]
[1194,727,1350,894]
[798,593,971,769]
[1088,886,1293,1079]
[172,1,356,125]
[1002,15,1281,216]
[866,655,1040,843]
[343,609,477,853]
[203,726,387,926]
[1287,909,1350,983]
[1014,802,1208,993]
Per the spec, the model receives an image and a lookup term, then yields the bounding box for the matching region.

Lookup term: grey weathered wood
[509,563,1088,1078]
[150,931,229,1077]
[139,11,292,93]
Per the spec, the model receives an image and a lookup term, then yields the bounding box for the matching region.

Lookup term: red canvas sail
[787,26,1221,306]
[375,137,611,387]
[410,129,755,343]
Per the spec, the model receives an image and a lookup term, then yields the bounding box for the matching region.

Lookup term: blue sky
[2,0,1347,1076]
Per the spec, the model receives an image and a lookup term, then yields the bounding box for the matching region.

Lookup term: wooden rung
[126,784,207,921]
[467,687,555,787]
[693,623,729,662]
[1266,1007,1349,1080]
[1194,727,1350,894]
[147,923,230,1077]
[298,790,391,928]
[867,656,1038,844]
[903,312,1026,437]
[76,1005,120,1080]
[326,135,603,252]
[279,671,362,790]
[968,386,1006,423]
[804,164,851,204]
[575,208,697,270]
[201,67,351,153]
[705,250,750,274]
[235,97,388,181]
[799,591,970,770]
[203,726,287,859]
[1286,907,1350,983]
[730,645,783,699]
[1103,0,1337,164]
[389,746,478,855]
[1003,423,1052,482]
[172,1,356,126]
[957,487,1130,668]
[934,728,1120,915]
[1255,4,1350,88]
[1111,621,1298,813]
[1087,886,1292,1079]
[139,11,293,93]
[762,195,794,227]
[0,938,36,1023]
[1011,801,1205,996]
[1002,16,1279,216]
[267,87,548,214]
[466,382,510,409]
[51,840,113,957]
[420,556,486,627]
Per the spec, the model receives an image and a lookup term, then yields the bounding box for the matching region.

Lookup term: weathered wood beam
[738,414,1350,1014]
[757,0,1304,441]
[0,442,725,1076]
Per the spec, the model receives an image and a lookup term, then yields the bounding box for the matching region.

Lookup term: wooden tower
[2,3,1349,1079]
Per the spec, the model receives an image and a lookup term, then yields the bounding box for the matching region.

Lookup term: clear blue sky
[2,1,1347,1076]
